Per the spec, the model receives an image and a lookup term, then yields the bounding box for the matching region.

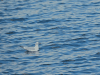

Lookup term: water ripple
[0,0,100,75]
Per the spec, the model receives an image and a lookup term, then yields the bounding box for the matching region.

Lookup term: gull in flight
[20,42,39,51]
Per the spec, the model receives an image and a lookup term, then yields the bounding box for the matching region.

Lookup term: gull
[20,42,39,51]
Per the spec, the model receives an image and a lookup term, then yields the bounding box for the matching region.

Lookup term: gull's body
[20,42,39,51]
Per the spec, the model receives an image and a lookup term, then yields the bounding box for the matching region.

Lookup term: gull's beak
[39,43,41,44]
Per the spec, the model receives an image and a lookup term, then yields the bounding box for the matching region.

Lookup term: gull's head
[35,42,39,45]
[35,42,41,46]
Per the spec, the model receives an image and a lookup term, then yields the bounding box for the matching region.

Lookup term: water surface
[0,0,100,75]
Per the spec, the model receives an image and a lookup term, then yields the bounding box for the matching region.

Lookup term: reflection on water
[25,50,39,55]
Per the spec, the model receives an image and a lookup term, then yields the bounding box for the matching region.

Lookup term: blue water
[0,0,100,75]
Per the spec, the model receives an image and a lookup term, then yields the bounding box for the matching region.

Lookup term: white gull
[20,42,39,51]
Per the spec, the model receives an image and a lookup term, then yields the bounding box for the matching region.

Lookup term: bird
[20,42,39,51]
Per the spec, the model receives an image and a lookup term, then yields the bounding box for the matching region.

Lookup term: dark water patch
[0,39,11,44]
[40,63,52,67]
[80,48,89,51]
[29,13,41,18]
[19,61,32,65]
[73,57,87,65]
[13,73,43,75]
[91,52,100,57]
[21,30,33,33]
[72,47,88,52]
[36,18,65,24]
[11,56,19,60]
[51,46,60,49]
[0,60,5,64]
[21,26,34,30]
[0,59,16,64]
[81,68,98,74]
[4,69,14,73]
[96,34,100,38]
[69,42,82,47]
[90,13,100,15]
[75,57,87,62]
[0,12,4,16]
[66,18,82,22]
[0,19,7,23]
[14,7,24,10]
[81,13,100,15]
[4,7,24,11]
[47,43,71,49]
[0,17,27,23]
[81,4,90,7]
[2,71,9,74]
[50,26,60,30]
[90,57,100,61]
[81,33,88,37]
[13,40,21,43]
[74,4,88,7]
[58,2,66,5]
[10,18,28,22]
[37,19,56,23]
[40,24,55,30]
[79,63,92,68]
[25,56,39,59]
[95,52,100,56]
[5,50,15,54]
[91,45,100,50]
[65,19,71,22]
[95,23,100,26]
[42,31,57,36]
[88,38,100,42]
[76,40,87,44]
[28,36,34,38]
[13,73,44,75]
[0,28,3,30]
[43,44,58,50]
[91,1,100,5]
[34,29,42,31]
[5,31,17,35]
[72,37,88,41]
[48,41,74,49]
[13,37,23,40]
[86,15,95,18]
[71,30,86,33]
[62,59,75,64]
[28,21,36,24]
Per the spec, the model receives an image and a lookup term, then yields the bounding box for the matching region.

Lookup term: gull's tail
[20,46,24,48]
